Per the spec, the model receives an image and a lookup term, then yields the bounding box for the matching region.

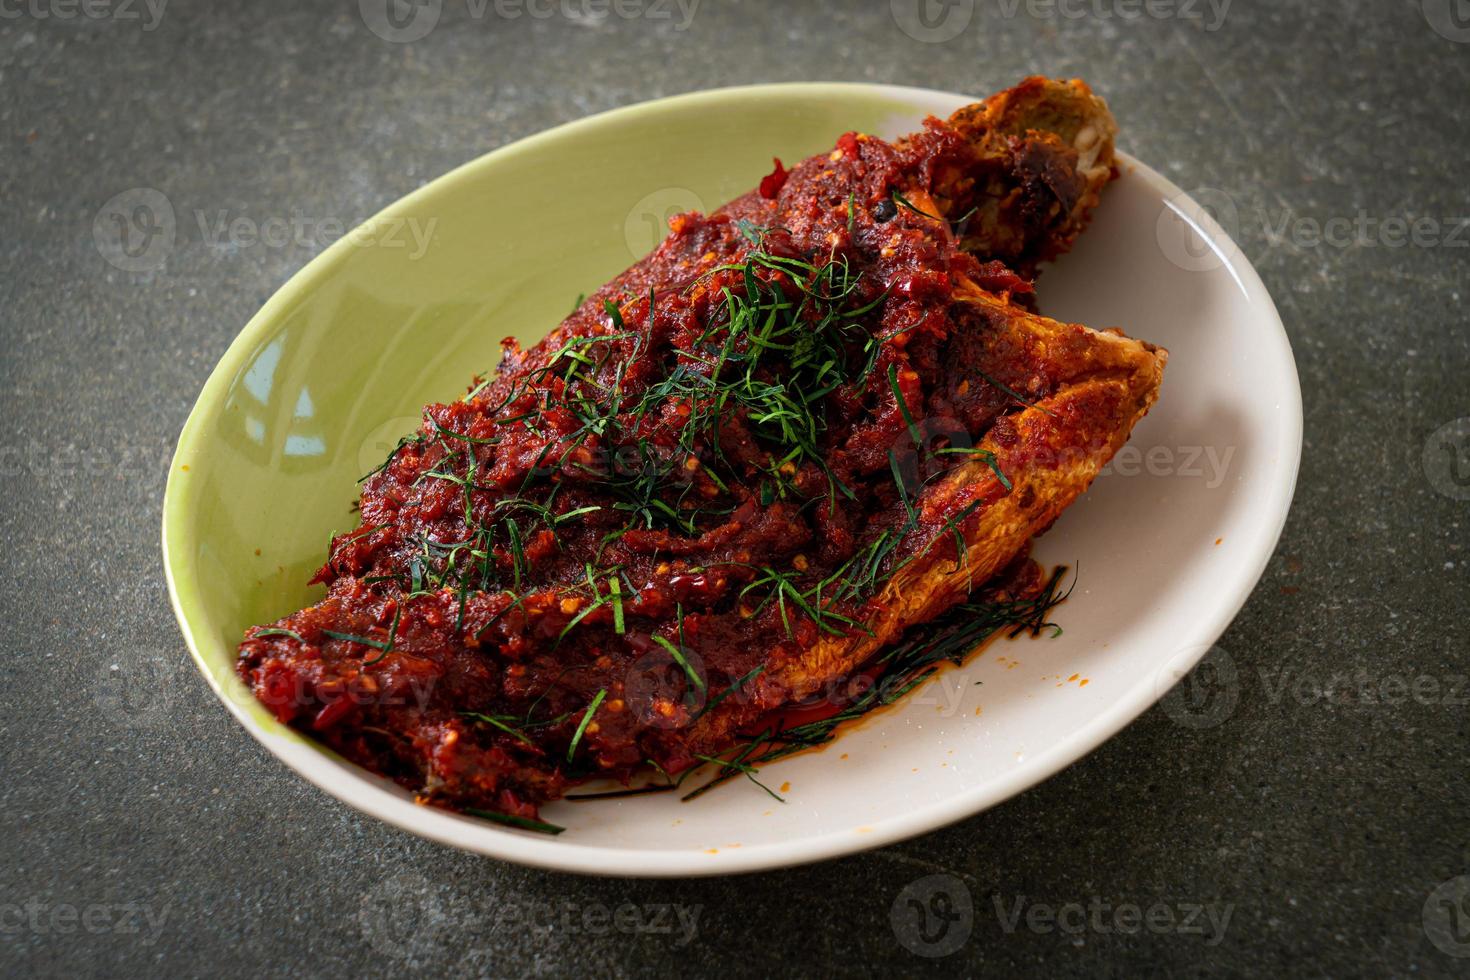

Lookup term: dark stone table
[4,1,1467,975]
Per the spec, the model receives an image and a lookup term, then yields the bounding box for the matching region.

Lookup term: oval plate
[163,83,1301,877]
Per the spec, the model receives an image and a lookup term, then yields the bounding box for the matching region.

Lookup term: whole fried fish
[237,78,1164,825]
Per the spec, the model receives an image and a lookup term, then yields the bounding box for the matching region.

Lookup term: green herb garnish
[253,627,304,643]
[464,808,566,835]
[679,567,1072,801]
[652,635,705,694]
[566,688,607,762]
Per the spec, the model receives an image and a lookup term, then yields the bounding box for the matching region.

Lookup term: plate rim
[162,81,1303,877]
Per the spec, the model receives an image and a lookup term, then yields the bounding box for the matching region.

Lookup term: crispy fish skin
[688,289,1166,747]
[941,76,1119,272]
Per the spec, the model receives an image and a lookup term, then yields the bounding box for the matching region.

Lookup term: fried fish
[237,78,1164,826]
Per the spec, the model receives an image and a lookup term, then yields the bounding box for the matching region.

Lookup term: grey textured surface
[3,0,1468,976]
